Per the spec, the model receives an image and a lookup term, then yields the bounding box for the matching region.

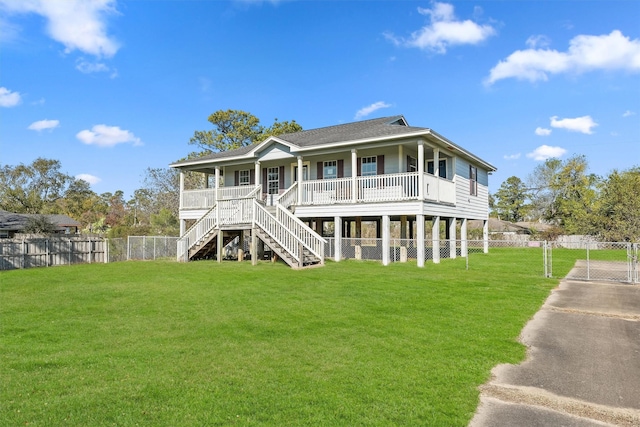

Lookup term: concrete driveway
[469,265,640,426]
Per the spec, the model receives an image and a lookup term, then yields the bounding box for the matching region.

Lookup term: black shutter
[250,169,255,185]
[234,170,239,186]
[337,159,344,178]
[279,166,285,189]
[262,168,267,194]
[357,158,361,176]
[407,155,412,172]
[377,155,384,175]
[317,162,323,180]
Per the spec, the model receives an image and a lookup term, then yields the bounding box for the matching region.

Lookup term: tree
[150,208,179,236]
[0,158,75,214]
[594,167,640,242]
[189,109,302,154]
[493,176,531,222]
[23,215,57,234]
[549,155,599,234]
[527,158,563,221]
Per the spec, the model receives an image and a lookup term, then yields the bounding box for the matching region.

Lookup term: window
[361,156,377,176]
[238,170,250,186]
[408,156,417,172]
[267,167,279,195]
[469,165,478,196]
[294,165,308,182]
[323,161,337,179]
[427,159,447,178]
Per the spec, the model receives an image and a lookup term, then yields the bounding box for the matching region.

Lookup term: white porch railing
[180,185,260,210]
[218,198,253,226]
[357,172,419,202]
[300,177,352,205]
[276,205,326,262]
[423,174,455,204]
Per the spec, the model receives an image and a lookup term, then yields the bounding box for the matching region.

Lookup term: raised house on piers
[171,115,496,269]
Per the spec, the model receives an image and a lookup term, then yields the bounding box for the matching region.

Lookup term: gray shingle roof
[172,115,424,166]
[0,211,81,231]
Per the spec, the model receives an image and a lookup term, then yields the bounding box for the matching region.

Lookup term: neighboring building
[170,115,496,268]
[0,211,81,238]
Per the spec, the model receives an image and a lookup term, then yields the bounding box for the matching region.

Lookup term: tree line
[0,110,300,237]
[491,155,639,242]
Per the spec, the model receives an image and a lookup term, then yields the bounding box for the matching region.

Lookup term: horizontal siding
[453,158,490,219]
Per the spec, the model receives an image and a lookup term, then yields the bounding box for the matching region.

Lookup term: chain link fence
[106,236,178,263]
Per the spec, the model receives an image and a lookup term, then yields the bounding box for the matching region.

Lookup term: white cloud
[75,58,117,77]
[384,2,496,54]
[623,110,636,118]
[76,173,101,185]
[503,153,521,160]
[0,0,120,58]
[28,119,60,131]
[535,127,552,136]
[486,30,640,85]
[550,115,598,134]
[76,124,142,148]
[526,35,551,49]
[0,86,21,107]
[355,101,392,119]
[526,145,567,161]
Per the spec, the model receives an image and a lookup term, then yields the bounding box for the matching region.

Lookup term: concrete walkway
[469,267,640,426]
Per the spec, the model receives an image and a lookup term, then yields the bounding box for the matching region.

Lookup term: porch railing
[300,177,352,205]
[277,182,298,209]
[254,201,307,266]
[177,204,218,261]
[357,172,419,202]
[180,184,260,210]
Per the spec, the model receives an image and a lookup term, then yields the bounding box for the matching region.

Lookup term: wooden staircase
[177,197,325,269]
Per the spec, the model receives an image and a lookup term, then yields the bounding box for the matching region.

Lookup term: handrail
[276,182,298,209]
[276,204,326,262]
[253,200,307,265]
[177,204,218,261]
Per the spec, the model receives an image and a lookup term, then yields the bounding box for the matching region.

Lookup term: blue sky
[1,0,639,197]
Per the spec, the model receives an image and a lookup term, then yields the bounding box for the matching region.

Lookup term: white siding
[453,157,490,219]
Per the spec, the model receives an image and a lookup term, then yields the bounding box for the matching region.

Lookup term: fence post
[127,236,131,260]
[105,238,109,263]
[22,238,26,269]
[46,239,49,267]
[586,241,590,281]
[89,237,92,264]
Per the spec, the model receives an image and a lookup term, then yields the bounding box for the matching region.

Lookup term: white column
[432,216,440,264]
[417,214,425,267]
[334,216,342,262]
[461,218,468,257]
[180,220,186,236]
[351,149,358,203]
[214,166,220,201]
[255,161,261,192]
[418,142,424,200]
[483,219,489,253]
[433,148,440,202]
[179,171,185,209]
[297,156,303,203]
[398,145,403,173]
[449,217,457,259]
[382,215,390,266]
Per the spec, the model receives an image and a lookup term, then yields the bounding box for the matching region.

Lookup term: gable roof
[171,115,496,171]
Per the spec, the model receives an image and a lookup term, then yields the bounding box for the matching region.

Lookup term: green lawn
[1,249,575,426]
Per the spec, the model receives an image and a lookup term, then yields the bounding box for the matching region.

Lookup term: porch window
[407,156,417,172]
[428,159,447,178]
[267,167,279,195]
[323,161,337,179]
[361,156,377,176]
[469,165,478,196]
[238,170,250,186]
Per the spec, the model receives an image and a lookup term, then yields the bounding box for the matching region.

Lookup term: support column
[251,228,258,265]
[315,218,323,236]
[238,230,245,262]
[418,142,424,200]
[334,216,342,262]
[255,161,261,192]
[355,217,362,260]
[433,148,440,202]
[382,215,390,266]
[214,166,220,198]
[461,218,468,257]
[297,156,303,202]
[180,220,186,236]
[432,216,440,264]
[483,219,489,253]
[400,215,408,262]
[351,149,358,203]
[449,218,457,259]
[179,171,185,209]
[417,214,425,267]
[217,231,223,263]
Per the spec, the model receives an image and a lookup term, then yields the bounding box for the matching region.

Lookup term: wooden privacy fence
[0,236,107,270]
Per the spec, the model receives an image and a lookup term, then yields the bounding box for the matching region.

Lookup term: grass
[1,249,577,426]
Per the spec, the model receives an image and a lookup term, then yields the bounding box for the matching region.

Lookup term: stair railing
[253,200,306,265]
[276,182,298,209]
[276,204,326,263]
[177,204,218,261]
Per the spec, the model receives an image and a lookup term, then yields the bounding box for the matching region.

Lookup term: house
[0,211,82,238]
[170,116,496,268]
